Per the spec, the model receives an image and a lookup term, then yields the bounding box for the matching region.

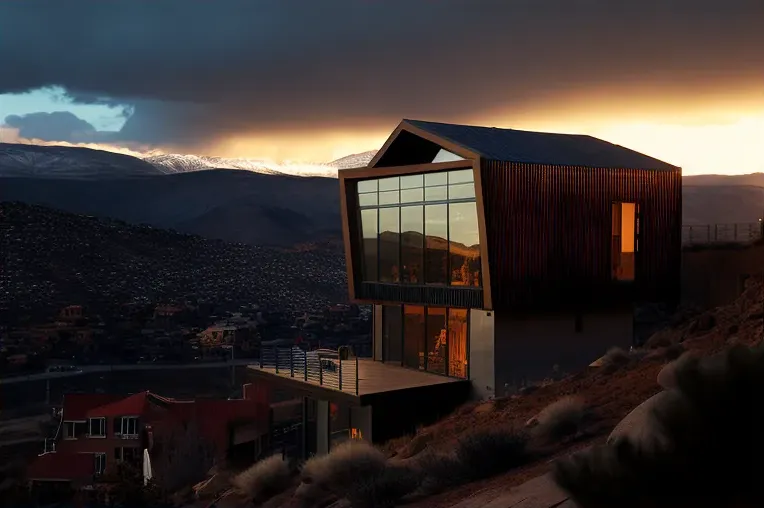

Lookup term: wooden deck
[247,358,463,398]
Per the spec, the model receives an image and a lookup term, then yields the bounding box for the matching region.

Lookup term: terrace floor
[247,358,463,397]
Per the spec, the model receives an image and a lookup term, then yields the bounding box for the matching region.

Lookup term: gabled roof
[86,391,150,418]
[62,394,121,421]
[400,119,679,171]
[27,452,94,481]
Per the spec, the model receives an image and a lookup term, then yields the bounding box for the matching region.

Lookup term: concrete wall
[350,405,373,443]
[493,310,634,397]
[373,305,383,361]
[682,243,764,309]
[468,309,495,400]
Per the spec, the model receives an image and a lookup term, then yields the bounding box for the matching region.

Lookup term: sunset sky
[1,0,763,175]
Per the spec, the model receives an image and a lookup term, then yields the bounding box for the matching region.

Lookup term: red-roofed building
[27,385,270,490]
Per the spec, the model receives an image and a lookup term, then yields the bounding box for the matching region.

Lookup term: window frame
[115,416,140,438]
[356,168,481,289]
[87,417,106,438]
[94,452,106,475]
[611,201,640,282]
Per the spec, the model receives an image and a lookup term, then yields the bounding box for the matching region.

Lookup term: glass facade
[381,304,468,379]
[357,169,481,288]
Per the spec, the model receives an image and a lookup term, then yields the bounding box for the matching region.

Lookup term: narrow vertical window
[612,202,637,281]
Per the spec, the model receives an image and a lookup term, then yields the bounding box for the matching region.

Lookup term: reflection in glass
[360,209,378,281]
[400,174,423,189]
[426,307,447,375]
[449,203,481,286]
[378,207,400,283]
[382,305,402,363]
[358,180,378,193]
[401,188,423,203]
[425,186,448,201]
[379,177,399,191]
[448,169,473,184]
[448,309,468,378]
[448,183,475,200]
[403,305,425,370]
[424,172,448,187]
[425,204,448,284]
[400,206,423,284]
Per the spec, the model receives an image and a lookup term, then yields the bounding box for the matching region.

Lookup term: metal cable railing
[682,222,763,246]
[256,346,359,395]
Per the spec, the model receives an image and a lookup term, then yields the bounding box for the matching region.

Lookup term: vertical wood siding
[480,160,682,311]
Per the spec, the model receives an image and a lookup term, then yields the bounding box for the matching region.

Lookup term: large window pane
[360,209,378,281]
[382,305,402,363]
[426,307,447,375]
[400,205,423,284]
[400,174,423,189]
[378,208,400,283]
[425,204,448,284]
[448,309,468,378]
[424,172,448,187]
[425,186,448,202]
[448,169,473,184]
[449,202,481,287]
[358,180,378,193]
[403,305,425,370]
[379,177,399,191]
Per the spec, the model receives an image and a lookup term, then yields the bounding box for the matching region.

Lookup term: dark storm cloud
[4,111,102,143]
[1,0,763,147]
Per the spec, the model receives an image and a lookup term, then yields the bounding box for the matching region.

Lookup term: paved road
[0,359,257,385]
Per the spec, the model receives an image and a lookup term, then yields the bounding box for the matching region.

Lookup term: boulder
[607,390,688,452]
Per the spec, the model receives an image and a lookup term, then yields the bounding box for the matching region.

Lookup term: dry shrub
[298,440,386,503]
[345,464,423,508]
[417,428,529,494]
[230,454,292,503]
[531,396,587,444]
[601,347,632,373]
[554,343,764,508]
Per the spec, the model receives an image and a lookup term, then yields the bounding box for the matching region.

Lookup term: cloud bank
[1,0,763,153]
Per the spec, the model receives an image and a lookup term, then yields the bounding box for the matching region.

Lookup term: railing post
[275,349,279,374]
[290,349,294,377]
[338,351,343,392]
[355,353,359,396]
[259,350,263,369]
[319,353,323,386]
[304,351,308,382]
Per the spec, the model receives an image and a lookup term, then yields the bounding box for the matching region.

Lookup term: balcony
[248,346,466,398]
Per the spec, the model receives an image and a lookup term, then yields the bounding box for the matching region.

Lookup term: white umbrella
[143,448,153,485]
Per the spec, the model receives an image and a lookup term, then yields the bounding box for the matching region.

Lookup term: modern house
[340,119,682,397]
[247,118,681,453]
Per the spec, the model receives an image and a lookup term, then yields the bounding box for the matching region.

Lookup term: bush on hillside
[553,343,764,508]
[345,464,423,508]
[297,440,387,503]
[418,428,529,494]
[601,347,632,373]
[530,396,587,444]
[230,454,292,503]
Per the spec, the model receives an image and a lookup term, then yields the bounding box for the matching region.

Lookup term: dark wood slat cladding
[480,160,682,311]
[357,283,483,308]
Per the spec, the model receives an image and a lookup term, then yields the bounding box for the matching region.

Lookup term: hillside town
[0,301,371,377]
[0,202,348,327]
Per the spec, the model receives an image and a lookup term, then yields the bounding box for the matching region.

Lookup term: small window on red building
[612,202,638,281]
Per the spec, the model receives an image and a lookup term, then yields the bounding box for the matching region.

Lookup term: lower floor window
[94,453,106,475]
[382,304,468,378]
[115,446,140,465]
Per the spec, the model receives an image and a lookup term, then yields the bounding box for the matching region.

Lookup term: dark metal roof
[404,119,679,171]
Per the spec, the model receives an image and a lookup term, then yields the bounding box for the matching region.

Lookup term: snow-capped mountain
[326,150,377,169]
[0,142,162,179]
[144,153,339,178]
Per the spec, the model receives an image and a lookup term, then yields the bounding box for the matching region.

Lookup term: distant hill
[1,143,761,249]
[0,202,346,323]
[0,142,163,179]
[0,169,341,247]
